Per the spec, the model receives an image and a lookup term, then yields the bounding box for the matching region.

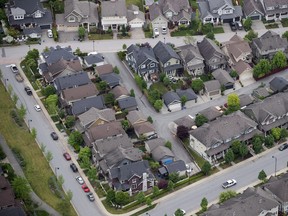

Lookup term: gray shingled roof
[177,44,204,66]
[204,80,221,92]
[62,83,98,103]
[101,0,127,17]
[243,0,264,17]
[269,77,288,92]
[152,146,174,161]
[198,38,226,62]
[127,44,158,68]
[127,5,145,22]
[126,110,147,125]
[42,46,77,65]
[173,116,195,129]
[212,69,234,86]
[263,173,288,202]
[145,138,166,152]
[84,54,104,65]
[23,27,42,35]
[149,2,164,21]
[134,122,155,135]
[163,91,181,106]
[153,41,181,64]
[176,88,197,101]
[252,31,288,52]
[159,0,190,14]
[198,106,223,121]
[99,73,120,88]
[54,72,90,92]
[109,85,129,99]
[165,160,186,174]
[239,94,254,108]
[71,95,105,115]
[118,97,137,110]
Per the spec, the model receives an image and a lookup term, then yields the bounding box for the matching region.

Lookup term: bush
[157,179,168,189]
[117,51,126,61]
[0,146,6,160]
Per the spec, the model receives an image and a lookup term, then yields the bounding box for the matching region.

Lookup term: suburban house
[198,106,223,121]
[259,0,288,21]
[201,187,279,216]
[243,92,288,135]
[197,38,228,72]
[70,95,105,116]
[145,138,166,153]
[55,0,99,32]
[149,3,168,29]
[177,44,205,76]
[163,91,182,112]
[23,27,42,38]
[6,0,53,30]
[233,60,253,86]
[126,44,159,81]
[239,94,254,109]
[190,111,261,164]
[117,96,138,111]
[109,160,155,194]
[99,73,120,89]
[95,64,114,76]
[171,115,196,134]
[127,5,145,28]
[83,54,105,68]
[269,77,288,93]
[153,41,183,77]
[251,30,288,63]
[158,160,186,178]
[212,68,235,89]
[252,87,271,99]
[197,0,243,24]
[133,122,156,138]
[126,110,147,126]
[151,146,175,165]
[243,0,265,20]
[101,0,127,31]
[262,173,288,214]
[175,88,198,105]
[110,85,130,101]
[204,80,221,98]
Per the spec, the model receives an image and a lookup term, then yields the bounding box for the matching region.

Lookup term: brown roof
[233,60,252,75]
[0,176,15,208]
[126,110,147,125]
[62,83,98,103]
[110,86,129,99]
[134,122,155,135]
[95,64,113,75]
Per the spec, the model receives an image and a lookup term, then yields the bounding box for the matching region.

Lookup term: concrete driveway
[130,28,145,39]
[58,31,79,43]
[251,20,266,31]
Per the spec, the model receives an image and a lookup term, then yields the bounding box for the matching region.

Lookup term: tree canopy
[253,59,271,78]
[195,114,208,127]
[271,51,287,69]
[191,79,204,93]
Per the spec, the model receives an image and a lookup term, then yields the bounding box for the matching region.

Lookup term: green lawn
[213,27,224,34]
[0,84,76,216]
[265,23,279,29]
[88,34,113,40]
[149,82,168,95]
[171,29,195,37]
[281,18,288,27]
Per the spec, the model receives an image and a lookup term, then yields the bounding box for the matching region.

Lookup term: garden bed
[281,18,288,27]
[265,23,279,29]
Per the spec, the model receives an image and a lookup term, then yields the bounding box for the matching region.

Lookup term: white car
[154,28,159,37]
[222,179,237,189]
[10,64,19,73]
[34,104,41,112]
[47,29,53,38]
[76,176,84,185]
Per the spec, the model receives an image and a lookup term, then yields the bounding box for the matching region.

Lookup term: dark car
[278,143,288,151]
[229,22,237,31]
[87,192,95,201]
[70,163,78,172]
[24,86,32,96]
[50,132,58,140]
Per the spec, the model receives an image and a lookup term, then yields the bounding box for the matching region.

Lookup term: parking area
[58,31,79,43]
[251,20,266,31]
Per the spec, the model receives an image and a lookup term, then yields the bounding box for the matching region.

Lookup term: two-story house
[6,0,53,30]
[56,0,99,32]
[177,44,205,76]
[243,92,288,136]
[190,111,261,164]
[197,0,243,24]
[126,44,159,81]
[149,2,169,30]
[153,41,183,77]
[243,0,265,21]
[251,30,288,63]
[101,0,127,31]
[197,37,228,72]
[259,0,288,21]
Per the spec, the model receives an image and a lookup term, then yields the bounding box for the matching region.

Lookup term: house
[127,5,145,28]
[177,44,205,76]
[158,160,186,178]
[110,86,130,101]
[204,80,221,98]
[133,122,156,138]
[145,138,166,153]
[259,0,288,21]
[197,0,243,24]
[251,31,288,63]
[152,146,174,165]
[101,0,127,31]
[176,88,198,105]
[70,95,105,116]
[126,44,159,81]
[198,106,223,121]
[242,0,264,20]
[83,54,105,68]
[55,0,99,32]
[153,41,183,77]
[252,87,271,99]
[126,110,147,126]
[262,173,288,214]
[99,73,120,89]
[269,77,288,93]
[243,92,288,135]
[54,72,91,93]
[109,160,155,193]
[118,96,138,111]
[197,38,228,72]
[163,91,182,112]
[190,111,261,164]
[171,115,196,134]
[212,68,235,89]
[6,0,53,30]
[23,26,42,38]
[149,3,168,29]
[95,64,114,76]
[239,94,254,109]
[233,60,253,86]
[200,187,279,216]
[60,83,98,107]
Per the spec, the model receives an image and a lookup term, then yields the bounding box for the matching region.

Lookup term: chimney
[142,172,148,192]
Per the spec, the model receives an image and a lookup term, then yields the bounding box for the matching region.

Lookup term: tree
[191,79,204,93]
[157,179,168,189]
[12,176,31,200]
[148,89,161,104]
[41,85,56,97]
[205,31,215,40]
[65,115,76,128]
[282,31,288,40]
[136,191,146,203]
[230,70,238,78]
[122,44,127,50]
[227,93,240,112]
[18,104,26,119]
[104,93,115,105]
[163,77,170,86]
[180,95,187,106]
[239,143,248,159]
[271,127,281,141]
[68,131,84,149]
[264,135,274,148]
[12,93,18,105]
[147,116,153,123]
[26,58,37,72]
[243,17,252,31]
[165,141,172,150]
[174,209,185,216]
[244,30,258,42]
[252,137,263,154]
[121,120,130,131]
[106,189,116,203]
[78,26,85,39]
[152,186,160,197]
[31,128,37,139]
[280,128,288,140]
[154,99,163,112]
[113,66,120,74]
[146,197,152,206]
[45,94,58,114]
[98,81,108,91]
[195,114,208,127]
[258,170,267,182]
[57,175,65,186]
[231,140,241,154]
[87,167,97,182]
[224,149,234,164]
[169,172,180,183]
[253,59,271,78]
[79,156,91,170]
[167,180,174,191]
[149,161,160,172]
[271,51,287,69]
[45,151,53,162]
[219,190,237,203]
[176,125,189,140]
[200,197,208,212]
[130,89,135,97]
[201,161,211,175]
[78,147,91,162]
[115,191,130,206]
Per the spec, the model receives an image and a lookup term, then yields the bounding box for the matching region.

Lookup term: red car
[81,184,90,193]
[63,152,71,161]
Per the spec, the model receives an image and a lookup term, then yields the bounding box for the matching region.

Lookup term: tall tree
[253,59,271,78]
[201,161,211,175]
[231,140,241,154]
[227,93,240,112]
[264,135,274,148]
[252,137,263,154]
[239,143,248,159]
[68,131,84,149]
[78,147,91,161]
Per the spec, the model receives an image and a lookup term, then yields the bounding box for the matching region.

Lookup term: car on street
[47,29,53,38]
[222,179,237,188]
[63,152,71,161]
[278,143,288,151]
[229,22,237,31]
[10,64,19,73]
[34,104,41,112]
[81,184,90,193]
[50,132,58,140]
[76,176,84,185]
[15,73,24,82]
[87,192,95,201]
[70,163,78,172]
[236,21,243,30]
[24,86,32,95]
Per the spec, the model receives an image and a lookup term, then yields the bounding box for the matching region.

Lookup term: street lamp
[93,40,95,52]
[28,119,32,131]
[55,167,60,179]
[272,156,277,177]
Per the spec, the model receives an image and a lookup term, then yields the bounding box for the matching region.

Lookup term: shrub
[157,179,168,189]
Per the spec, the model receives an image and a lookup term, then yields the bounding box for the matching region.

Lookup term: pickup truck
[15,73,24,82]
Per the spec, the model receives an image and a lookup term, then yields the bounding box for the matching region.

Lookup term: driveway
[58,31,79,43]
[130,28,145,39]
[251,20,266,31]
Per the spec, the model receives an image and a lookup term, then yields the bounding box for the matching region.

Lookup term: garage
[250,15,261,20]
[129,21,144,28]
[40,24,51,29]
[223,18,234,23]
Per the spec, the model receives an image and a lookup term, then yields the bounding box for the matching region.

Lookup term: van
[47,29,53,38]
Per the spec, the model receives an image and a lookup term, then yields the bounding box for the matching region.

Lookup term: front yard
[281,18,288,27]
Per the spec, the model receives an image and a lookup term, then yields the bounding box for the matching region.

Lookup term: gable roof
[159,0,190,14]
[149,3,166,21]
[243,0,264,17]
[153,41,181,64]
[176,88,197,101]
[127,5,145,22]
[224,35,252,60]
[269,77,288,92]
[152,146,174,161]
[99,73,120,88]
[126,110,147,125]
[239,94,254,108]
[263,173,288,202]
[165,160,186,173]
[71,95,105,115]
[173,115,195,129]
[101,0,127,17]
[118,97,137,109]
[177,44,204,64]
[204,80,221,92]
[110,85,130,99]
[233,60,252,75]
[198,38,226,62]
[42,46,77,65]
[145,138,166,152]
[163,91,181,106]
[127,44,158,68]
[84,54,104,65]
[212,68,234,85]
[134,122,155,135]
[54,71,90,91]
[95,64,114,75]
[62,83,98,103]
[198,106,223,121]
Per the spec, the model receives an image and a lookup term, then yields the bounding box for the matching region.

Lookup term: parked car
[222,179,237,188]
[87,192,95,201]
[229,22,237,31]
[15,73,24,82]
[76,176,84,185]
[153,28,159,37]
[50,132,58,140]
[81,184,90,193]
[10,64,19,73]
[236,21,243,30]
[278,143,288,151]
[162,27,167,34]
[70,163,78,172]
[47,29,53,38]
[63,152,71,161]
[24,86,32,96]
[34,104,41,112]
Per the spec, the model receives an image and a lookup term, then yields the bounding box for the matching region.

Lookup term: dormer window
[34,10,42,18]
[68,16,76,22]
[141,64,146,69]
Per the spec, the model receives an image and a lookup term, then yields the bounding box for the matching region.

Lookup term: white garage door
[168,103,182,112]
[130,22,144,28]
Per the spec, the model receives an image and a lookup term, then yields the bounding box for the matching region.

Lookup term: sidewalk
[0,135,60,216]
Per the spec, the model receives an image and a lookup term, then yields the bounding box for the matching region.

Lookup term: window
[141,64,146,69]
[165,62,170,67]
[68,16,76,22]
[131,184,137,189]
[132,179,137,183]
[34,11,42,18]
[150,63,155,68]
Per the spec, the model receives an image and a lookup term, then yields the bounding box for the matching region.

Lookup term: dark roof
[197,38,226,62]
[95,64,114,75]
[153,41,181,64]
[99,73,120,88]
[42,46,77,65]
[149,2,164,21]
[127,44,158,68]
[54,72,90,91]
[198,106,223,121]
[269,77,288,93]
[163,91,181,106]
[243,0,264,17]
[263,173,288,202]
[212,69,234,86]
[252,31,288,52]
[71,95,105,115]
[165,160,186,174]
[176,88,197,101]
[239,94,254,108]
[118,97,137,110]
[101,0,127,17]
[0,206,26,216]
[152,146,174,161]
[23,26,42,35]
[84,54,104,65]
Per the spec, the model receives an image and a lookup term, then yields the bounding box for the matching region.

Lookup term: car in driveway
[70,163,78,172]
[24,86,32,95]
[222,179,237,189]
[81,184,90,193]
[87,192,95,201]
[47,29,53,38]
[10,64,19,73]
[63,152,71,161]
[229,22,237,31]
[278,143,288,151]
[34,104,41,112]
[236,21,243,30]
[76,176,84,185]
[50,132,58,140]
[153,28,159,37]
